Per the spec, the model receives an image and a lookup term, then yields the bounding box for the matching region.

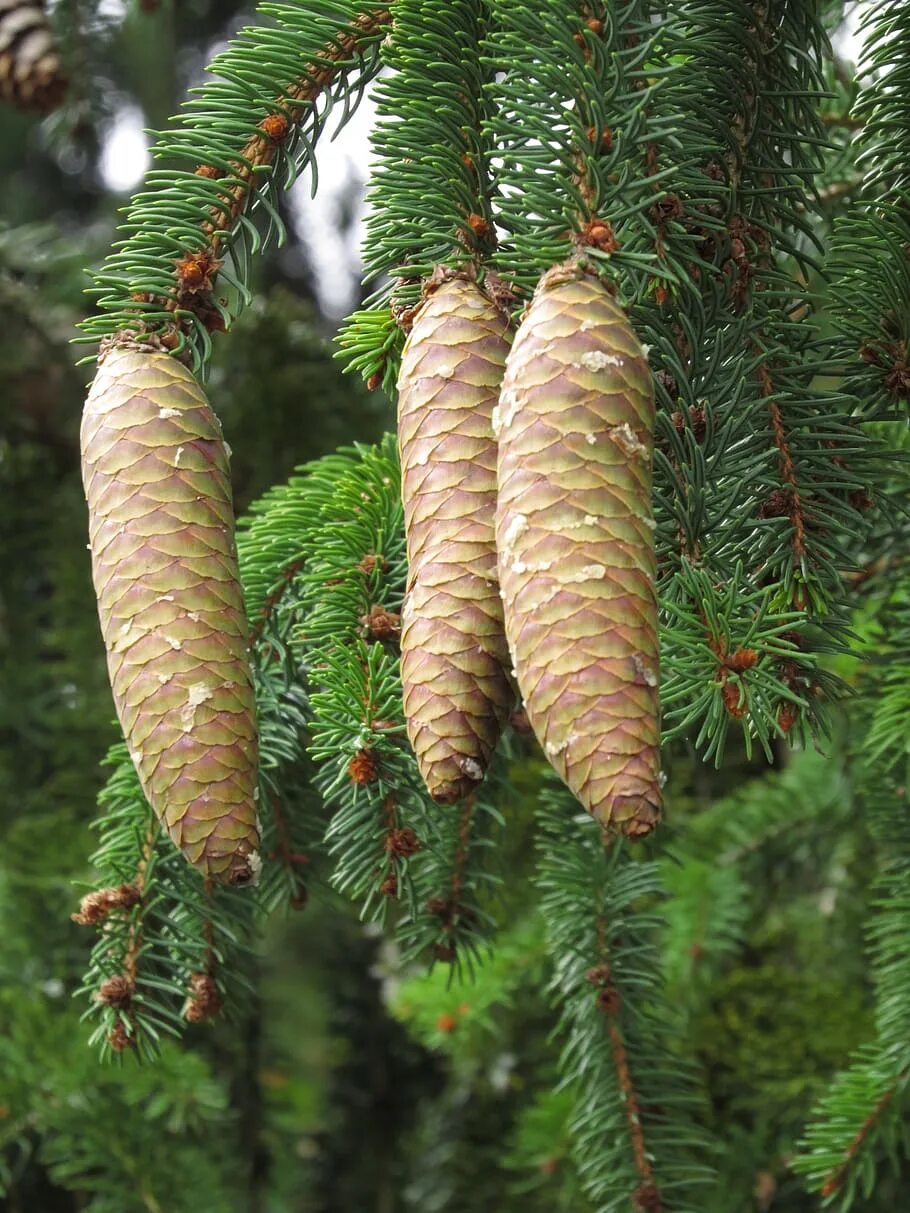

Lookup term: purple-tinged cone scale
[81,346,260,883]
[495,267,662,836]
[397,278,514,803]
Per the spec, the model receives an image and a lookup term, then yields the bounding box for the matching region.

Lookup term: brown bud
[721,680,747,719]
[174,250,221,295]
[466,212,491,240]
[587,126,613,152]
[366,371,382,391]
[357,552,388,576]
[777,701,798,734]
[108,1018,136,1052]
[380,873,398,898]
[385,827,421,857]
[726,648,758,672]
[360,604,401,642]
[348,748,379,786]
[184,972,223,1023]
[586,963,611,986]
[596,985,622,1015]
[580,218,619,252]
[758,489,793,519]
[260,113,289,141]
[72,884,141,926]
[651,194,683,223]
[96,975,134,1010]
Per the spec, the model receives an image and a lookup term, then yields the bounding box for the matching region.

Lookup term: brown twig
[248,559,304,647]
[426,796,475,960]
[757,360,807,574]
[108,816,159,1050]
[590,915,661,1208]
[140,7,393,343]
[184,887,225,1023]
[819,1087,896,1198]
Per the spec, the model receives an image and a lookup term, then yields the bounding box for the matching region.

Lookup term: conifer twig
[591,915,660,1209]
[819,1086,896,1198]
[148,6,392,346]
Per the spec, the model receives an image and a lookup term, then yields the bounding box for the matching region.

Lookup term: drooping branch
[80,3,393,369]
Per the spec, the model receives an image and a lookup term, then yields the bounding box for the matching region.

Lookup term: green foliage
[78,1,391,370]
[537,785,715,1211]
[10,0,910,1210]
[339,0,498,389]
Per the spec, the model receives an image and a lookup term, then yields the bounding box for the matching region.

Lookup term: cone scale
[397,277,514,803]
[81,346,259,883]
[495,267,661,836]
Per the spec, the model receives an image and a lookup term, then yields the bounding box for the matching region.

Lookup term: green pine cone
[495,267,661,836]
[81,346,260,883]
[398,277,514,803]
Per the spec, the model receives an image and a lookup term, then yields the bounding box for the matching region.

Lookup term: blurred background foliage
[0,3,904,1211]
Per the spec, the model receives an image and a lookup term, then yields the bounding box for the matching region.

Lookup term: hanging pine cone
[495,265,661,837]
[397,276,514,803]
[81,344,260,884]
[0,0,66,113]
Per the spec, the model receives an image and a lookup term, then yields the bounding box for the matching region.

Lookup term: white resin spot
[584,515,598,525]
[579,350,622,372]
[496,386,522,432]
[562,564,608,583]
[632,654,659,687]
[612,422,648,458]
[174,446,185,466]
[181,682,214,728]
[158,407,181,419]
[585,433,597,445]
[501,512,528,548]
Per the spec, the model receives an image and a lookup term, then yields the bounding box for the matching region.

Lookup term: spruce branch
[536,784,714,1210]
[795,1047,908,1208]
[78,1,392,370]
[74,745,257,1060]
[73,447,368,1057]
[339,0,502,389]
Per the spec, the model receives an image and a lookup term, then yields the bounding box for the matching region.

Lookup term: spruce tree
[5,1,910,1210]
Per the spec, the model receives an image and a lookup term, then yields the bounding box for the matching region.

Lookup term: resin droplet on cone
[81,347,259,882]
[495,268,661,835]
[398,277,514,803]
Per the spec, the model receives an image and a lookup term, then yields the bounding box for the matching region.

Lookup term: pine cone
[495,267,661,836]
[0,1,66,113]
[81,347,260,883]
[397,277,514,803]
